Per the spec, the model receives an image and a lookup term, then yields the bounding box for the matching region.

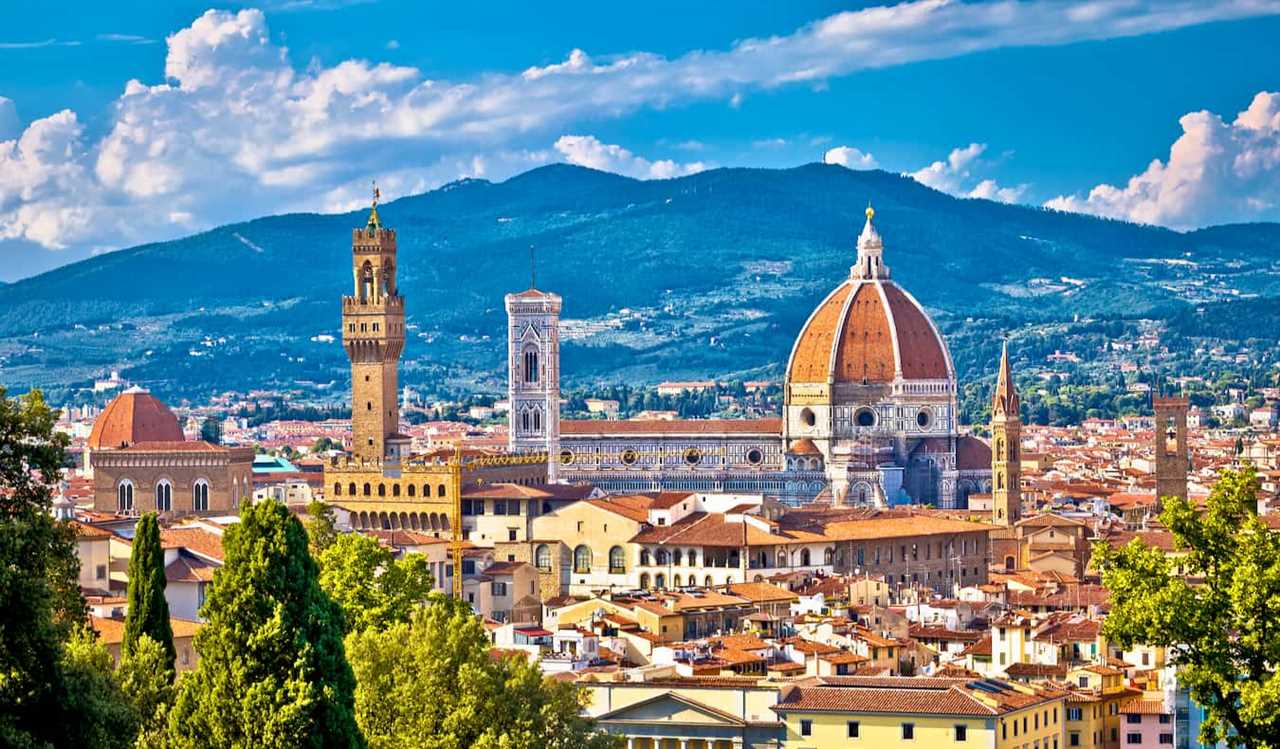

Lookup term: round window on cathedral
[916,409,932,429]
[800,408,816,427]
[684,447,702,466]
[746,448,764,466]
[559,449,575,466]
[855,408,876,427]
[621,449,639,466]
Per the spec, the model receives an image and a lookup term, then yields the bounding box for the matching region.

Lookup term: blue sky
[1,0,1279,280]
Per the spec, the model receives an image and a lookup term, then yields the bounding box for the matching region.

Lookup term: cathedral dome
[786,209,952,386]
[88,387,184,449]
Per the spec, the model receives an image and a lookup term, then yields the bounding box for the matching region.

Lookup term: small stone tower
[1153,389,1189,504]
[342,186,405,462]
[505,282,562,481]
[991,339,1021,526]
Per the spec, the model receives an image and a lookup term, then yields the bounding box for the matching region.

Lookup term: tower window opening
[523,348,539,383]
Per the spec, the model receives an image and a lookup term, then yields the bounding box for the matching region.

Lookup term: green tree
[166,501,364,748]
[60,625,139,748]
[199,417,222,445]
[1096,466,1280,748]
[317,532,433,634]
[118,634,175,749]
[305,499,339,554]
[0,388,87,748]
[124,513,175,672]
[346,593,618,749]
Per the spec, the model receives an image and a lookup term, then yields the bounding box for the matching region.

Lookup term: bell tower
[991,339,1021,526]
[342,185,404,462]
[1153,389,1189,505]
[505,271,561,481]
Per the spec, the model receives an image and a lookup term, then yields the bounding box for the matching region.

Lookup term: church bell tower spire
[991,338,1021,526]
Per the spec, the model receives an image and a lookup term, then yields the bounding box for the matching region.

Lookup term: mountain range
[2,163,1279,404]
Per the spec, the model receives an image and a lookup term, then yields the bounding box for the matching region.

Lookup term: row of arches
[333,481,448,499]
[117,477,212,514]
[349,510,450,532]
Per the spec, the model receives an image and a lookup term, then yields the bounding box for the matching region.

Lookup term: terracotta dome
[787,207,952,386]
[88,387,184,449]
[787,279,952,385]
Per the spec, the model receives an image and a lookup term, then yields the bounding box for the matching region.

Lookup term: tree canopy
[166,500,364,748]
[305,499,339,555]
[345,592,618,749]
[124,512,175,672]
[0,388,86,748]
[317,531,433,634]
[1097,466,1280,749]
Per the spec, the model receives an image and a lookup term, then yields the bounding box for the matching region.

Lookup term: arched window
[672,574,682,588]
[573,545,591,574]
[407,484,416,497]
[523,347,539,383]
[392,484,400,497]
[639,573,651,590]
[378,483,386,497]
[155,480,172,512]
[609,546,625,573]
[673,549,682,566]
[777,551,787,568]
[437,484,447,498]
[348,482,356,496]
[535,544,552,571]
[687,550,698,566]
[521,411,530,431]
[704,575,714,588]
[655,573,666,589]
[333,482,342,496]
[801,548,811,566]
[640,549,651,566]
[363,483,372,497]
[193,480,210,512]
[359,261,374,302]
[656,549,669,565]
[532,409,541,432]
[823,547,834,565]
[117,480,134,512]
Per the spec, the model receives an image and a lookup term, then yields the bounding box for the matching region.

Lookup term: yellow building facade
[773,676,1066,749]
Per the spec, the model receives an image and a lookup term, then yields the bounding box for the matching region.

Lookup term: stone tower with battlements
[991,340,1021,526]
[1153,390,1189,504]
[341,188,405,462]
[505,284,562,481]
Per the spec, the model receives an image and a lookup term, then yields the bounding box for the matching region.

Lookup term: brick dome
[786,278,952,385]
[88,387,184,449]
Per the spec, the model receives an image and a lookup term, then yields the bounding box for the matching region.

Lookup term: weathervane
[372,180,380,208]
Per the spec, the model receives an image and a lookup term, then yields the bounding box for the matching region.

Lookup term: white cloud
[4,2,1280,254]
[753,138,788,149]
[906,143,1027,204]
[1046,90,1280,228]
[824,145,877,169]
[554,135,707,180]
[385,39,399,50]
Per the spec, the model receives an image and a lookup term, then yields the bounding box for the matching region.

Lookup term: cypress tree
[123,513,175,672]
[166,500,363,748]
